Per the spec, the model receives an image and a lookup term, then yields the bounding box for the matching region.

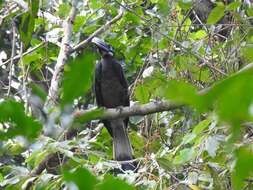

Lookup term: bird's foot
[115,106,124,114]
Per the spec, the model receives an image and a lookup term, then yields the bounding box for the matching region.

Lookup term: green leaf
[57,3,71,18]
[74,16,86,33]
[89,0,103,9]
[207,4,225,24]
[205,70,253,123]
[83,25,100,35]
[0,173,3,182]
[226,2,241,11]
[178,0,192,10]
[135,84,150,104]
[192,119,212,135]
[0,100,42,140]
[232,147,253,190]
[162,80,199,108]
[246,6,253,17]
[30,0,39,17]
[18,0,39,49]
[202,70,253,140]
[191,30,207,40]
[241,45,253,62]
[22,52,41,65]
[181,133,196,145]
[98,175,135,190]
[28,83,47,102]
[158,0,169,15]
[62,52,96,106]
[18,12,35,48]
[174,148,196,165]
[125,12,141,25]
[64,167,97,190]
[157,157,173,171]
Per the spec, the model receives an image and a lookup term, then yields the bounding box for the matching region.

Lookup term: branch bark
[45,0,78,106]
[74,100,181,121]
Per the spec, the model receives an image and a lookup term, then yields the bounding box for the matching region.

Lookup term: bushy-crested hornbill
[91,37,135,171]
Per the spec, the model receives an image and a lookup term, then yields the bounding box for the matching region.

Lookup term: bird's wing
[94,62,103,106]
[113,60,130,107]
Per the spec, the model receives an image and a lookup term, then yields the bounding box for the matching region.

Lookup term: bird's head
[91,37,114,57]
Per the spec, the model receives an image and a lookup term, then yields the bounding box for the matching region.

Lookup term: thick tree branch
[31,100,181,176]
[74,100,182,121]
[46,0,78,106]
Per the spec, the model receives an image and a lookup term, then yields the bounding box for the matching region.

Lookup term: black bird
[92,37,135,171]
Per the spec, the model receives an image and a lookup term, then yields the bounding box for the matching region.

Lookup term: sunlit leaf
[207,4,225,24]
[181,133,196,145]
[226,2,241,11]
[192,119,212,135]
[135,84,150,104]
[157,157,173,171]
[241,45,253,62]
[0,173,3,182]
[18,13,35,48]
[18,0,39,49]
[174,148,196,164]
[232,147,253,190]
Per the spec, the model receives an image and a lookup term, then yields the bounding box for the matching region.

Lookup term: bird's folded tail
[111,119,136,171]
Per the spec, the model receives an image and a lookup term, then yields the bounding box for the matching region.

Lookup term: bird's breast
[100,76,125,108]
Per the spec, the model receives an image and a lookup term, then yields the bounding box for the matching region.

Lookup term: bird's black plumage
[93,38,135,171]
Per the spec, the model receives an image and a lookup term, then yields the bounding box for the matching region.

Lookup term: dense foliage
[0,0,253,189]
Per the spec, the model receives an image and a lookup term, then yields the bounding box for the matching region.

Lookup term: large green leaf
[62,52,96,106]
[232,147,253,190]
[63,167,97,190]
[0,100,42,140]
[30,0,39,17]
[98,175,135,190]
[241,45,253,62]
[63,167,135,190]
[18,0,39,49]
[226,2,241,11]
[162,80,200,108]
[192,119,212,135]
[174,148,196,164]
[135,84,150,104]
[18,13,35,48]
[207,4,225,24]
[162,67,253,140]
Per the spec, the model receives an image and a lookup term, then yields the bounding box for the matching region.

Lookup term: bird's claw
[116,106,124,113]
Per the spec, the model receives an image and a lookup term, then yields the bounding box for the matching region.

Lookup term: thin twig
[71,6,124,52]
[0,42,46,67]
[7,22,17,97]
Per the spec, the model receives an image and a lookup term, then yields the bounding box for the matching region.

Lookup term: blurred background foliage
[0,0,253,189]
